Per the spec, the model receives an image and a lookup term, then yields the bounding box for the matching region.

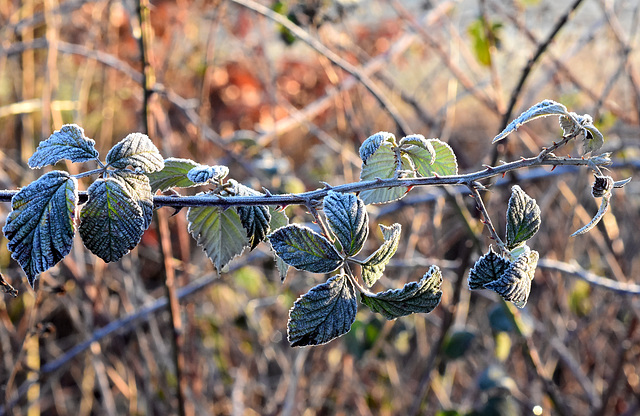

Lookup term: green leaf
[359,144,414,204]
[361,223,401,287]
[288,273,357,347]
[28,124,99,168]
[484,249,539,308]
[492,100,569,143]
[428,139,458,175]
[399,134,435,154]
[268,207,290,282]
[3,171,78,287]
[269,224,343,274]
[405,139,458,177]
[505,185,541,250]
[187,199,249,272]
[468,246,511,290]
[106,132,164,172]
[323,191,369,257]
[401,145,433,177]
[111,170,154,230]
[467,18,502,66]
[359,131,395,163]
[187,164,229,185]
[360,265,443,320]
[443,329,476,359]
[147,158,199,192]
[79,178,145,263]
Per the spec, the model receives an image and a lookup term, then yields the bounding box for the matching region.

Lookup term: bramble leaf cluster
[2,100,631,347]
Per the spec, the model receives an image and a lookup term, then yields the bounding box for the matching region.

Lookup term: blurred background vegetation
[1,0,639,415]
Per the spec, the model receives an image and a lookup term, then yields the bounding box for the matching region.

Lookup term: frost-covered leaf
[582,123,604,155]
[359,144,414,204]
[225,180,271,250]
[468,247,511,290]
[237,202,271,250]
[111,170,154,229]
[505,185,541,250]
[406,139,457,177]
[187,199,249,272]
[268,207,290,282]
[187,164,229,185]
[402,145,433,177]
[288,274,357,347]
[361,265,443,320]
[493,100,569,143]
[361,223,401,287]
[484,250,539,308]
[3,171,77,287]
[359,131,395,163]
[147,158,199,192]
[79,178,145,263]
[571,193,611,237]
[269,224,343,273]
[559,114,580,136]
[323,191,368,257]
[399,134,435,155]
[28,124,99,168]
[427,139,458,175]
[106,132,164,172]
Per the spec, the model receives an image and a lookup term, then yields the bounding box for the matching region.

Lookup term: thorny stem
[0,154,610,208]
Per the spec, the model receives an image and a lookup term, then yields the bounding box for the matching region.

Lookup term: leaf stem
[466,183,507,253]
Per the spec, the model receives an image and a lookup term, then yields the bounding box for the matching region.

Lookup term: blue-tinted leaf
[79,178,145,263]
[187,199,249,272]
[268,207,290,282]
[361,223,401,287]
[28,124,99,168]
[359,131,395,163]
[505,185,541,250]
[3,171,77,287]
[111,170,154,229]
[147,158,199,192]
[361,265,442,320]
[468,247,511,290]
[288,274,357,347]
[323,191,368,257]
[269,224,343,273]
[187,164,229,185]
[106,132,164,172]
[493,100,569,143]
[360,144,414,204]
[484,250,539,308]
[226,180,271,250]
